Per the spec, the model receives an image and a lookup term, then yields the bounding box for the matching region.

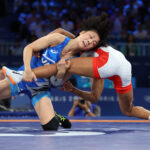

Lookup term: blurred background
[0,0,150,117]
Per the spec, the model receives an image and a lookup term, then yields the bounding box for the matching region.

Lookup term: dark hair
[79,12,110,47]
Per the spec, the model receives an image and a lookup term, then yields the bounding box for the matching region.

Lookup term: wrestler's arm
[49,28,75,39]
[63,78,104,103]
[23,33,65,82]
[33,28,75,58]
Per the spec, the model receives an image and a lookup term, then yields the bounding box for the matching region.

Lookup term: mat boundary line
[0,119,150,123]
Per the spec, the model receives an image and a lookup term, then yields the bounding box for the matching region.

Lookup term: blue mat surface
[0,116,149,150]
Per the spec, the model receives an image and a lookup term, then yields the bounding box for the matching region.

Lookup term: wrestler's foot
[55,112,72,128]
[2,66,23,85]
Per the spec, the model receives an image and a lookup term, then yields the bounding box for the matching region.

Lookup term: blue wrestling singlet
[15,36,71,98]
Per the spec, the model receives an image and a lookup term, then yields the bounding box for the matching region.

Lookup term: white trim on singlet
[42,49,56,64]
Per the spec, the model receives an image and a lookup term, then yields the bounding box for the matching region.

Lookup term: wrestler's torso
[18,36,71,97]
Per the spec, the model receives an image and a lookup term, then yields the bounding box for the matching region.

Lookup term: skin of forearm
[23,46,33,71]
[71,87,98,103]
[61,29,75,39]
[50,28,75,39]
[56,28,75,39]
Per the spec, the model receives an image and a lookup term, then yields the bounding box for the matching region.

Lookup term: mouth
[83,40,87,47]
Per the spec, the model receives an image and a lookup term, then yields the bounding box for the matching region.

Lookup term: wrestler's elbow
[90,94,99,103]
[55,28,64,34]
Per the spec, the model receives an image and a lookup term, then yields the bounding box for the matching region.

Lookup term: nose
[88,39,92,44]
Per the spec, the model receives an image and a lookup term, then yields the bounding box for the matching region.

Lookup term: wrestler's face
[77,30,100,51]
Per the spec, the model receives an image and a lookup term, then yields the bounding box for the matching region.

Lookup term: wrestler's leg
[0,78,11,100]
[34,97,55,124]
[33,57,94,78]
[68,57,94,77]
[0,71,11,110]
[118,89,150,119]
[33,94,59,130]
[0,70,5,80]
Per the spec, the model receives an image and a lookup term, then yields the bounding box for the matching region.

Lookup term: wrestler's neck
[61,39,80,57]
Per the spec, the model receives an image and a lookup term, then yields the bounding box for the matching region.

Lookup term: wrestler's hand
[23,70,37,82]
[61,81,74,92]
[56,59,70,79]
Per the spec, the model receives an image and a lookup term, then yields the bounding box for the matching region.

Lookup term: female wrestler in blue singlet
[1,14,105,130]
[1,29,100,130]
[18,36,71,99]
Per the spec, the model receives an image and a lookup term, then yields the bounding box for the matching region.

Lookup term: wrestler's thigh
[34,97,55,125]
[0,69,5,80]
[0,78,11,100]
[69,57,94,78]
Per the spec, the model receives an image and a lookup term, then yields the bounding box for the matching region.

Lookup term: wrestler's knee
[120,104,134,117]
[42,116,59,131]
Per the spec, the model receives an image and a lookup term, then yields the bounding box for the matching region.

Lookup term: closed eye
[89,34,93,39]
